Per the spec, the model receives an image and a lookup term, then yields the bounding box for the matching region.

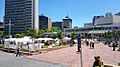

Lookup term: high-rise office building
[4,0,39,36]
[63,16,72,28]
[39,15,52,30]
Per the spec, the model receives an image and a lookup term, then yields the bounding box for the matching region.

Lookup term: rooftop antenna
[65,11,69,18]
[67,11,68,16]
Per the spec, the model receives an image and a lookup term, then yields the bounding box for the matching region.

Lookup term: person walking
[70,39,73,47]
[113,42,116,51]
[92,41,94,49]
[16,47,20,57]
[90,41,92,48]
[16,42,21,57]
[85,40,89,46]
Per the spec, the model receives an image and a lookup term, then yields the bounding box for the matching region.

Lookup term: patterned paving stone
[26,42,120,67]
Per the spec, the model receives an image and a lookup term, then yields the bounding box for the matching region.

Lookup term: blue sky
[0,0,120,27]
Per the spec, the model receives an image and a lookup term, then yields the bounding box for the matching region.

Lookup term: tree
[15,34,21,38]
[56,32,63,39]
[0,31,4,38]
[20,33,25,38]
[27,28,37,38]
[38,28,48,38]
[50,32,63,39]
[71,32,77,40]
[102,31,120,43]
[50,33,57,39]
[15,33,25,38]
[49,27,61,32]
[111,31,120,42]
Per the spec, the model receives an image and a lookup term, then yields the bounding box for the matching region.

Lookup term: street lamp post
[9,19,12,38]
[77,34,83,67]
[7,19,12,52]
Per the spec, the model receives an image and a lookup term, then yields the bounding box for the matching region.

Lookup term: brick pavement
[25,42,120,67]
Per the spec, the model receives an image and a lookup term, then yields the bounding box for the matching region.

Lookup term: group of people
[85,39,95,49]
[104,41,119,51]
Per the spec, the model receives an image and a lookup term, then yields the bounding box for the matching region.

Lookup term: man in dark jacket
[16,47,20,57]
[113,42,116,51]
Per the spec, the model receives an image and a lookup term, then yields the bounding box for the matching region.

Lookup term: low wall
[103,64,120,67]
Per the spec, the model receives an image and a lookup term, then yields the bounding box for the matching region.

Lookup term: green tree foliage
[15,34,21,38]
[15,33,25,38]
[49,27,61,32]
[102,31,120,42]
[71,32,77,40]
[20,33,25,38]
[0,31,4,38]
[38,28,48,38]
[57,32,63,39]
[50,33,57,39]
[27,28,37,38]
[50,32,63,39]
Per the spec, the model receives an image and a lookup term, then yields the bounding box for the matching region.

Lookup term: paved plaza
[0,51,65,67]
[26,42,120,67]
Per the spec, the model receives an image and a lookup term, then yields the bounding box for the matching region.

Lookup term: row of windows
[65,27,119,32]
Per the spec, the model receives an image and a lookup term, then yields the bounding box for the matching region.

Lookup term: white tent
[54,38,61,44]
[35,38,54,42]
[64,37,71,40]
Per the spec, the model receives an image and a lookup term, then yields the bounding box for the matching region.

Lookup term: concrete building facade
[63,12,120,36]
[95,15,120,26]
[84,23,93,27]
[93,16,104,25]
[4,0,39,36]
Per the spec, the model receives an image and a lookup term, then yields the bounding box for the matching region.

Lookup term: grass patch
[0,45,4,48]
[41,45,69,52]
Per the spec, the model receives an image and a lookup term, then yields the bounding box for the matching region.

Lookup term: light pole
[9,19,12,38]
[6,19,12,52]
[77,34,83,67]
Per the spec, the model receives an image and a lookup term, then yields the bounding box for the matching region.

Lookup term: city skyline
[1,0,120,27]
